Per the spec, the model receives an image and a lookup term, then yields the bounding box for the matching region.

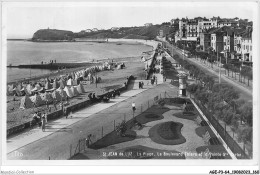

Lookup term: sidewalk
[7,88,147,154]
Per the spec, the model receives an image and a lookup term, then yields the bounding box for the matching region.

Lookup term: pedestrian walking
[155,77,158,85]
[132,102,136,112]
[63,107,68,119]
[53,100,57,110]
[42,115,46,132]
[86,134,92,148]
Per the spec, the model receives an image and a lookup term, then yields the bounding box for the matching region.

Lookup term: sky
[3,1,256,39]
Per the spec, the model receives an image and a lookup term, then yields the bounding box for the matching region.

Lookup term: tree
[237,126,252,143]
[195,90,209,105]
[187,84,201,94]
[222,108,235,125]
[116,120,127,137]
[239,104,252,126]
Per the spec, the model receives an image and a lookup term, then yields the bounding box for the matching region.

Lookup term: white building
[197,19,218,34]
[111,27,120,31]
[85,29,92,33]
[144,23,153,27]
[241,29,252,62]
[233,29,246,59]
[217,20,238,28]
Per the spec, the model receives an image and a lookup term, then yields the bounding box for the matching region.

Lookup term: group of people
[88,89,121,103]
[32,112,47,131]
[88,93,98,102]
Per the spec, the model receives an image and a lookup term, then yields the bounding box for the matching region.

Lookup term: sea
[6,40,153,83]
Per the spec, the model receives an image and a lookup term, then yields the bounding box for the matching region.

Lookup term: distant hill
[74,25,170,40]
[32,29,74,41]
[31,25,174,41]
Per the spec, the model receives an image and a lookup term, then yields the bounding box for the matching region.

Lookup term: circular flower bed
[145,114,160,119]
[149,121,186,145]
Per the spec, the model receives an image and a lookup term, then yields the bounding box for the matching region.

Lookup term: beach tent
[45,81,52,90]
[31,86,38,93]
[58,87,68,100]
[64,86,73,98]
[26,84,33,95]
[13,87,22,96]
[20,95,34,109]
[30,94,44,107]
[76,84,85,94]
[67,78,73,86]
[17,84,22,91]
[71,86,79,96]
[7,84,15,95]
[59,79,66,89]
[71,73,75,80]
[21,86,30,96]
[35,84,43,91]
[52,79,59,89]
[52,90,62,102]
[41,92,53,104]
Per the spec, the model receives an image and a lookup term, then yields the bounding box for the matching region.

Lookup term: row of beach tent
[20,84,85,109]
[7,63,108,96]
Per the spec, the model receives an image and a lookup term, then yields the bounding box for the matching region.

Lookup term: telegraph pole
[217,46,221,84]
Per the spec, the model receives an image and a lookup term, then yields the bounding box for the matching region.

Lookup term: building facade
[197,19,218,34]
[241,29,252,62]
[144,23,153,27]
[223,29,234,59]
[210,28,225,52]
[199,32,211,51]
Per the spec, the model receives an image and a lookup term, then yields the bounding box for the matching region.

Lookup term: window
[250,46,252,51]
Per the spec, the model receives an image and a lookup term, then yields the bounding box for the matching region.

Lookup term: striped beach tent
[52,90,62,102]
[30,94,44,107]
[71,86,79,96]
[45,81,52,90]
[59,79,66,89]
[41,92,53,104]
[64,86,73,98]
[20,95,34,109]
[77,84,85,93]
[67,78,73,86]
[20,86,30,96]
[52,79,59,89]
[13,87,22,96]
[26,84,33,95]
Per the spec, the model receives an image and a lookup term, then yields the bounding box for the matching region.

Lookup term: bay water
[7,41,152,82]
